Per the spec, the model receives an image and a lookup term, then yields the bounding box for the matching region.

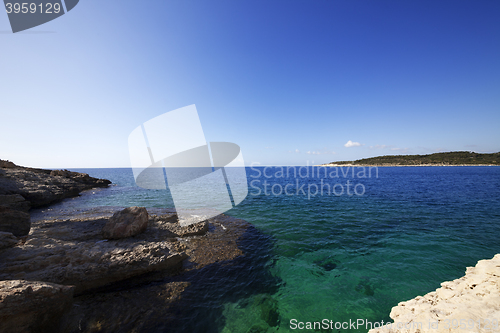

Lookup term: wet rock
[180,215,248,270]
[0,231,18,249]
[0,206,30,236]
[0,194,30,212]
[0,280,74,333]
[59,281,191,333]
[156,214,209,237]
[368,254,500,333]
[102,206,149,239]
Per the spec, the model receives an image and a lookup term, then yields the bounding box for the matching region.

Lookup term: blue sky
[1,0,499,168]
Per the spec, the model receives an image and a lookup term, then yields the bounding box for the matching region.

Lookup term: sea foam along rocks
[102,206,149,239]
[368,254,500,333]
[0,280,75,333]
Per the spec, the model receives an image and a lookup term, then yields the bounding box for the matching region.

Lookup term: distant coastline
[320,151,500,167]
[319,163,498,167]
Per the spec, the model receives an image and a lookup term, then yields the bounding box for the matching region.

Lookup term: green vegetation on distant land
[326,151,500,166]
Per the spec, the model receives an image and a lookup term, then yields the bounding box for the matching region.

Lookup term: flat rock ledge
[0,209,250,332]
[369,254,500,333]
[0,213,194,295]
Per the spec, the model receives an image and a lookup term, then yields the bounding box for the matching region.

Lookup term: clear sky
[1,0,499,168]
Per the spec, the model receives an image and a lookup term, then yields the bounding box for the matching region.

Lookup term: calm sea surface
[32,166,500,332]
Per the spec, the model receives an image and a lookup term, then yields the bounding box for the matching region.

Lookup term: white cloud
[344,140,362,148]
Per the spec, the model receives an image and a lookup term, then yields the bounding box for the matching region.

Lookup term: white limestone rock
[369,254,500,333]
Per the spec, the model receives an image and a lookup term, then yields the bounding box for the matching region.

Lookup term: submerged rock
[59,281,191,333]
[314,256,338,271]
[368,254,500,333]
[253,294,280,327]
[354,277,376,296]
[102,206,149,239]
[0,280,74,333]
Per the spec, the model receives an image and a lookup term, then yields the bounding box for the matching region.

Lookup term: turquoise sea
[32,166,500,332]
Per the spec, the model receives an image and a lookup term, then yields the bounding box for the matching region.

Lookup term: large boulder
[0,280,74,333]
[0,231,18,250]
[102,206,149,239]
[0,194,30,212]
[0,206,31,237]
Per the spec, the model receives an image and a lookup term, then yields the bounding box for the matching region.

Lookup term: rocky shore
[0,159,111,247]
[0,210,249,332]
[368,254,500,333]
[0,160,111,209]
[0,160,251,332]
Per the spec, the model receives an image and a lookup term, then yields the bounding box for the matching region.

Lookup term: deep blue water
[33,166,500,332]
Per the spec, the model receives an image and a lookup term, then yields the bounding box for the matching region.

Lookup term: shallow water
[33,166,500,332]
